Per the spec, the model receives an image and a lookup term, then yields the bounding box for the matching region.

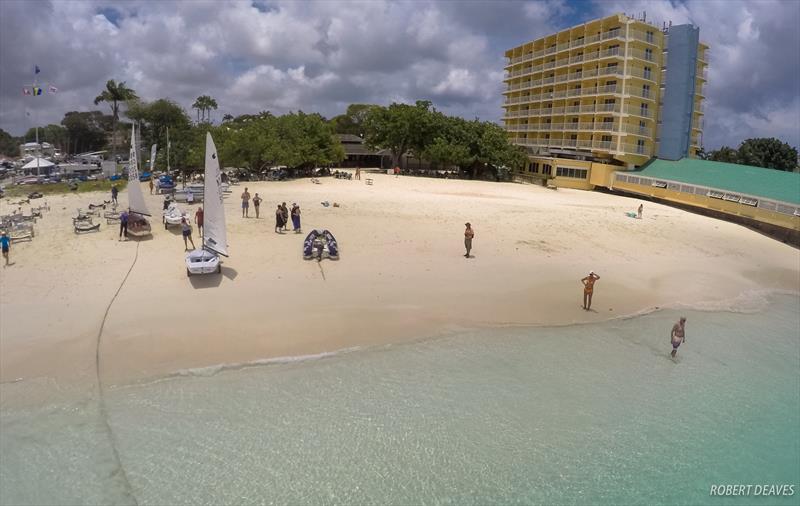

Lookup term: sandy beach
[1,172,798,387]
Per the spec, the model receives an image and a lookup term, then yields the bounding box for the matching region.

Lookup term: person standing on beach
[394,166,400,178]
[464,223,474,258]
[181,217,195,250]
[253,193,263,218]
[670,317,687,358]
[149,178,154,195]
[581,271,600,310]
[638,204,643,219]
[291,203,301,233]
[195,206,204,238]
[119,209,129,240]
[241,187,251,218]
[275,204,284,233]
[111,185,118,205]
[1,231,10,266]
[281,202,289,231]
[355,167,361,180]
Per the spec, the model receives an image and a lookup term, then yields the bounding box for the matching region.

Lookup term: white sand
[2,173,798,386]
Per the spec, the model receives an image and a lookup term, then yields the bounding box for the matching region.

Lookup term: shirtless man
[581,271,600,310]
[638,204,643,219]
[670,317,687,358]
[241,187,251,218]
[464,223,474,258]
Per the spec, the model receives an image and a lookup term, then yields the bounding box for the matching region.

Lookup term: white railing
[623,104,652,117]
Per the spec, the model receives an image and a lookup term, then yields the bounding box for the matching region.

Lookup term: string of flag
[23,64,58,95]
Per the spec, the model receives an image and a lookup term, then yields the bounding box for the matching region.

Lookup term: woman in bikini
[581,271,600,310]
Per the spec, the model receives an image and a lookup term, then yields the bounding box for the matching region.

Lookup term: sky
[0,0,798,150]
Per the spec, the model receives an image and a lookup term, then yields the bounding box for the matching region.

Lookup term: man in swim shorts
[671,317,686,357]
[241,187,251,218]
[464,223,474,258]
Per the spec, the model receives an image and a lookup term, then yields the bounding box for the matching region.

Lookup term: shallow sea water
[1,295,798,505]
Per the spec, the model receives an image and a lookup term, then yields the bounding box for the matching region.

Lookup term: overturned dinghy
[303,229,339,260]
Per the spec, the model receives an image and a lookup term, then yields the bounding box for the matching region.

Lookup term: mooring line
[317,260,326,281]
[94,241,141,506]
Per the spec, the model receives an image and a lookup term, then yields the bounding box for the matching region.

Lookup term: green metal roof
[631,158,800,205]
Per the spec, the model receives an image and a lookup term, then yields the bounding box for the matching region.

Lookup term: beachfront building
[503,13,708,189]
[614,158,800,243]
[19,141,56,159]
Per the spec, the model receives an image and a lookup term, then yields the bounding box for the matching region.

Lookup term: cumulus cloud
[0,0,797,150]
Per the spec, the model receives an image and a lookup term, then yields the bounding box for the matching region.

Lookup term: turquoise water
[2,295,798,505]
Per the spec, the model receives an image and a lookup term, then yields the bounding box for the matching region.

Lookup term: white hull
[186,248,221,275]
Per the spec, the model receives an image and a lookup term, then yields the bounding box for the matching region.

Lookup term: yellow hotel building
[503,13,709,189]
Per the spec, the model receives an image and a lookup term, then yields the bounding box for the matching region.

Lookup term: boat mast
[166,127,170,175]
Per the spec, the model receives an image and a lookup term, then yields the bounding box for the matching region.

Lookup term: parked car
[109,174,122,181]
[139,171,152,182]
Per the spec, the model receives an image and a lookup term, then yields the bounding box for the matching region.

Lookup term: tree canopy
[707,138,798,171]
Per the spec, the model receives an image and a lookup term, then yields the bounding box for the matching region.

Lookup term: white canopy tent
[22,157,55,175]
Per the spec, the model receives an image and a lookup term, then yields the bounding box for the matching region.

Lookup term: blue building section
[657,24,700,160]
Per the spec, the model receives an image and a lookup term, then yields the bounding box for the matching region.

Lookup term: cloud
[0,0,797,151]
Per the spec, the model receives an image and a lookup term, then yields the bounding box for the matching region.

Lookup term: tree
[192,95,218,123]
[737,137,798,172]
[94,80,138,158]
[363,100,435,168]
[708,146,739,164]
[0,129,19,157]
[331,104,377,136]
[61,111,109,154]
[222,113,235,123]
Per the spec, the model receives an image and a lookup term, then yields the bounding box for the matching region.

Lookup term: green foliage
[708,138,798,172]
[737,138,797,171]
[192,95,219,123]
[23,124,69,152]
[364,100,434,167]
[331,104,377,136]
[61,111,110,154]
[2,179,128,198]
[0,129,19,157]
[93,79,138,158]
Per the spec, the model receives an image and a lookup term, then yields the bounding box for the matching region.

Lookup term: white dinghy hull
[185,248,220,275]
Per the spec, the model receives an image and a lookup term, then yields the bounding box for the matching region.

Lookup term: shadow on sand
[188,265,238,289]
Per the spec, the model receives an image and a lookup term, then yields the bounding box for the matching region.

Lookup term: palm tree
[94,79,138,158]
[192,95,219,123]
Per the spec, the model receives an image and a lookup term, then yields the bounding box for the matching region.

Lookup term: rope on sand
[317,260,326,281]
[94,241,140,506]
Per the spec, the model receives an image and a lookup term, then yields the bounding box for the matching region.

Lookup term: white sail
[127,124,150,216]
[150,144,157,172]
[203,132,227,256]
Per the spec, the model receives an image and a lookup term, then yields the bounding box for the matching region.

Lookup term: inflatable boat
[303,229,339,260]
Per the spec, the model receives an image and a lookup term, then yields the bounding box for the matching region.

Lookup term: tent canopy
[22,157,55,169]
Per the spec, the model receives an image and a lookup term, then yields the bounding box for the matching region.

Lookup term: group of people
[240,188,302,234]
[275,202,302,234]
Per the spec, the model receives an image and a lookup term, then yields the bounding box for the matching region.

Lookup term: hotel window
[643,66,652,80]
[542,164,552,176]
[608,44,620,56]
[639,120,646,134]
[645,48,653,61]
[640,102,649,117]
[642,84,651,98]
[601,135,612,142]
[636,139,646,154]
[556,167,589,179]
[646,31,654,43]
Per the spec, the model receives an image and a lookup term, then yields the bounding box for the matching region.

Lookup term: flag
[32,87,43,96]
[48,85,58,93]
[34,65,40,74]
[23,88,32,96]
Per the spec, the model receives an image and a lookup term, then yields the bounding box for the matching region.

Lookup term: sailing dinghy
[126,124,152,237]
[186,132,227,275]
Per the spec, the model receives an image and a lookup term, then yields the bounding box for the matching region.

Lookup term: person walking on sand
[111,185,118,205]
[281,202,289,231]
[291,203,301,233]
[464,223,474,258]
[119,209,129,240]
[195,206,204,238]
[581,271,600,310]
[1,231,10,266]
[638,203,643,219]
[181,217,195,250]
[149,178,154,195]
[253,193,263,218]
[241,187,251,218]
[355,167,361,180]
[670,317,687,358]
[394,166,400,178]
[275,204,284,233]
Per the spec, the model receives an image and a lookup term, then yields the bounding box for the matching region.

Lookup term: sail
[127,124,150,216]
[203,132,228,256]
[150,144,157,172]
